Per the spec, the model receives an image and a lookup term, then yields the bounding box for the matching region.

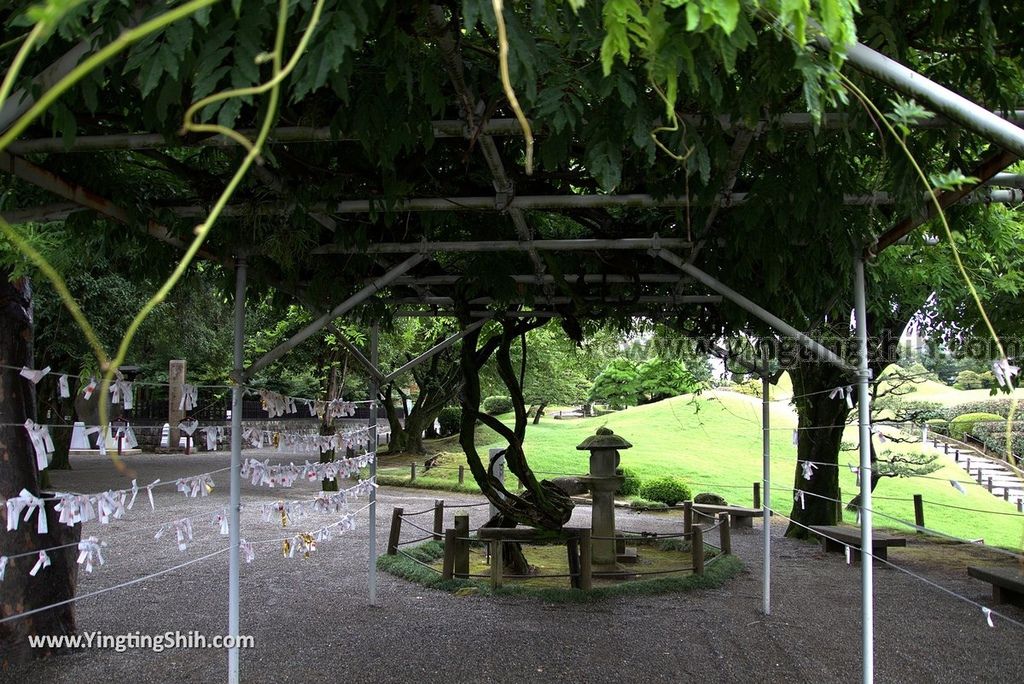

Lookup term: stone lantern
[577,427,632,569]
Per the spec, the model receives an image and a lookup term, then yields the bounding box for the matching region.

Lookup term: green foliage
[952,369,995,391]
[482,395,514,415]
[639,475,691,506]
[636,357,698,403]
[944,398,1019,422]
[948,412,1003,440]
[628,497,668,511]
[970,421,1024,463]
[436,406,462,438]
[616,466,641,496]
[924,418,948,434]
[694,492,728,506]
[730,378,763,398]
[589,358,640,407]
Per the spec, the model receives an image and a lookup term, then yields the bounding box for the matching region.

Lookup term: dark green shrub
[970,420,1024,465]
[925,418,948,434]
[948,412,1003,440]
[616,467,641,497]
[694,492,728,506]
[436,406,461,437]
[944,398,1016,422]
[639,476,691,506]
[628,497,668,511]
[482,395,513,415]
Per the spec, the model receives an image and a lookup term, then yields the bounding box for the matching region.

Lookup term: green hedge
[436,406,461,437]
[482,395,513,415]
[948,412,1003,440]
[616,467,641,497]
[924,418,948,434]
[943,398,1016,422]
[639,476,691,506]
[969,420,1024,465]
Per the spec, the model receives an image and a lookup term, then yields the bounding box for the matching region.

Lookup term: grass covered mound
[378,539,743,602]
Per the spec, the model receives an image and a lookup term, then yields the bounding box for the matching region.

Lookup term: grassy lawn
[379,389,1024,551]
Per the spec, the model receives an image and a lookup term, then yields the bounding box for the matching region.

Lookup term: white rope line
[0,547,230,625]
[771,507,1024,631]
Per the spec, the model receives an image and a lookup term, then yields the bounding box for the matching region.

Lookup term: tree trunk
[785,359,853,538]
[531,400,548,425]
[0,275,79,666]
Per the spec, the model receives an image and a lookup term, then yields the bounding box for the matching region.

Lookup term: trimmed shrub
[436,406,461,437]
[944,398,1016,422]
[482,395,513,415]
[694,492,728,506]
[639,476,692,506]
[628,497,668,511]
[924,418,948,434]
[616,467,641,497]
[970,420,1024,465]
[948,412,1003,440]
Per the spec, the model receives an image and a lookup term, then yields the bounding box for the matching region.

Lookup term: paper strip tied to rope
[77,537,105,573]
[109,371,134,409]
[6,489,48,534]
[176,473,215,498]
[0,555,7,582]
[992,359,1019,391]
[828,385,854,409]
[58,374,70,399]
[19,365,50,384]
[82,377,97,400]
[29,550,51,577]
[24,419,55,471]
[241,453,375,489]
[801,460,817,481]
[180,384,199,411]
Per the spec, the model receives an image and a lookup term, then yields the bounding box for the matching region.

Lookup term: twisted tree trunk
[0,275,80,666]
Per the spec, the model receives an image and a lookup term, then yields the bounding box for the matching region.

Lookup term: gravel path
[10,450,1024,683]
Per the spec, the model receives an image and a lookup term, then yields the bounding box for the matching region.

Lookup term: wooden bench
[691,504,763,529]
[809,525,907,563]
[967,566,1024,608]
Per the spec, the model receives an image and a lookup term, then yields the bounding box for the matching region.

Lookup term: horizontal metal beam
[10,111,1024,154]
[386,294,721,306]
[655,248,856,373]
[313,237,691,255]
[388,273,689,286]
[243,253,426,379]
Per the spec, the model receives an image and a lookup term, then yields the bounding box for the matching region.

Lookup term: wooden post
[835,486,843,522]
[683,500,693,534]
[579,529,593,591]
[433,500,444,541]
[1018,498,1023,513]
[454,512,469,579]
[965,457,971,471]
[954,448,960,462]
[977,470,983,485]
[692,525,705,576]
[490,540,503,589]
[387,507,403,555]
[753,482,761,509]
[1004,488,1010,501]
[943,443,949,454]
[410,462,417,481]
[458,465,465,485]
[566,535,581,589]
[442,529,456,580]
[718,513,731,555]
[987,476,993,492]
[168,359,186,450]
[913,494,925,530]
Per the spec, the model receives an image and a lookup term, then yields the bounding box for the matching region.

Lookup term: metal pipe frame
[367,323,379,606]
[761,344,772,617]
[227,256,246,684]
[853,255,874,684]
[836,40,1024,157]
[312,237,692,255]
[8,111,1024,154]
[655,248,856,373]
[243,253,426,379]
[384,294,721,307]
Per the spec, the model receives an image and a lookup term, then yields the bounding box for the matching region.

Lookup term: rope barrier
[921,499,1024,518]
[399,518,438,537]
[769,506,1024,631]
